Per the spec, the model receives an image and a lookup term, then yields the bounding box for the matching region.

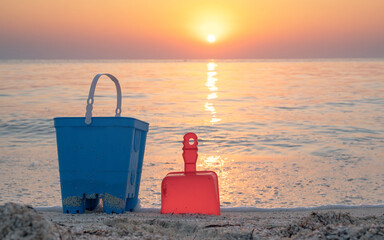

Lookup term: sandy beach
[1,203,383,239]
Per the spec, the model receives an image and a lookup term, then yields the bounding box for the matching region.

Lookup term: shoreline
[2,203,383,239]
[33,203,384,212]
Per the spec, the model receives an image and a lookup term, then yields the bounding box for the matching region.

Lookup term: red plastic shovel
[161,132,220,215]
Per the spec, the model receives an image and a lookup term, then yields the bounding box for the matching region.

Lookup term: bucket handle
[85,73,122,125]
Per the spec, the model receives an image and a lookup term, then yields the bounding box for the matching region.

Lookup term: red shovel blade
[161,133,220,215]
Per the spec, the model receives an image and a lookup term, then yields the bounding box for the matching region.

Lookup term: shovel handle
[182,132,198,173]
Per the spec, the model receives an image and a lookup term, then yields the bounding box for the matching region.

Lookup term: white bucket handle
[85,73,122,125]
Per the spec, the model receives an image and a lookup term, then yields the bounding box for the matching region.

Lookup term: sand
[1,203,384,239]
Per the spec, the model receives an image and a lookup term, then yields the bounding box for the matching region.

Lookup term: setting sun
[207,34,216,43]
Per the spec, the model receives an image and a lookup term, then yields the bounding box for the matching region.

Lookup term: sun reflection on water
[207,62,217,71]
[207,92,217,99]
[206,73,218,92]
[205,61,221,123]
[198,154,234,206]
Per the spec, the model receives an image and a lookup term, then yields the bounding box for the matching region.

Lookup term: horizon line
[1,57,384,62]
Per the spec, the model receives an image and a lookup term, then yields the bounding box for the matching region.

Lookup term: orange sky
[1,0,384,59]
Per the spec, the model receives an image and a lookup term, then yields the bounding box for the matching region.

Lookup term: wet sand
[1,203,384,239]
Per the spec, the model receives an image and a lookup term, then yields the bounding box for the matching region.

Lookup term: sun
[207,34,216,43]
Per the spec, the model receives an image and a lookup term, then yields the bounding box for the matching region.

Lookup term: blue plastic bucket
[54,74,149,214]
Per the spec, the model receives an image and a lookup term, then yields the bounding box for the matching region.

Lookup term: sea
[0,59,383,210]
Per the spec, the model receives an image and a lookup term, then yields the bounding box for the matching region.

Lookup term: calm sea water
[0,59,383,209]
